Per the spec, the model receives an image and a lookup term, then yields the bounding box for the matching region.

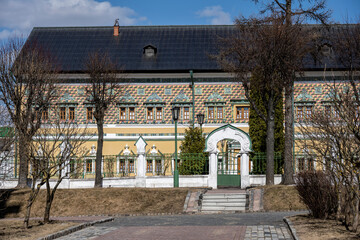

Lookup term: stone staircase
[200,190,248,213]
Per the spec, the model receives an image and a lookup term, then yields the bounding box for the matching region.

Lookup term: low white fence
[0,175,281,189]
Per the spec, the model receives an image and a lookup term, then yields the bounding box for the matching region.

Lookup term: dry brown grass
[289,215,360,240]
[0,220,79,240]
[262,185,306,211]
[1,188,190,218]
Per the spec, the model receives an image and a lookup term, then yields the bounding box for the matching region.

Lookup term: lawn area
[0,188,190,218]
[262,184,360,239]
[0,187,191,239]
[262,185,306,211]
[0,220,78,240]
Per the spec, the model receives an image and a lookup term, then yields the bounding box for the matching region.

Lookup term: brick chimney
[114,18,119,36]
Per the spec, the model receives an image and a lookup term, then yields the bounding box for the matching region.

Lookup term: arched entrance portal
[205,124,252,189]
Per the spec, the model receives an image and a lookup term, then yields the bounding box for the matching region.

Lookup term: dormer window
[320,43,332,57]
[143,45,157,57]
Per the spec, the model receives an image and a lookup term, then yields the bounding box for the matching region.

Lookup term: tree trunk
[43,178,52,223]
[17,133,30,188]
[24,179,41,228]
[352,196,359,232]
[283,81,295,184]
[266,95,275,185]
[94,120,104,188]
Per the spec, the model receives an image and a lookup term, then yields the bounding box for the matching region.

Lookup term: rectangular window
[298,158,305,172]
[147,107,153,120]
[208,107,214,120]
[146,160,153,173]
[156,107,162,120]
[296,106,304,121]
[42,109,49,121]
[324,105,331,116]
[183,107,190,120]
[119,160,125,173]
[217,107,223,119]
[307,158,314,171]
[69,107,75,121]
[70,159,76,173]
[60,107,66,121]
[236,106,249,120]
[86,159,92,173]
[305,106,312,120]
[87,107,93,121]
[129,107,135,120]
[128,160,134,173]
[120,107,126,120]
[155,160,162,174]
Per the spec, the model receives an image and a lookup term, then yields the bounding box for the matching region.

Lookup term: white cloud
[197,6,232,25]
[0,0,147,40]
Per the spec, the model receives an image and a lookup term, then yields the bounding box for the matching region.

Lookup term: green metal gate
[217,151,241,187]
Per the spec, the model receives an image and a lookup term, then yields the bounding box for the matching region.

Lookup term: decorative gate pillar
[208,151,218,189]
[240,151,250,189]
[135,136,147,187]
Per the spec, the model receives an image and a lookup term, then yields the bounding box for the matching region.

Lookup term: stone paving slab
[55,212,300,240]
[56,224,292,240]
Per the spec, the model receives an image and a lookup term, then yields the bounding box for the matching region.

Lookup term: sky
[0,0,359,40]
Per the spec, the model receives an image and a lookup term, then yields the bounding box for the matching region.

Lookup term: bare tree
[24,107,88,228]
[298,22,360,232]
[0,37,58,188]
[0,109,15,192]
[85,51,122,188]
[253,0,331,185]
[218,15,309,185]
[298,82,360,232]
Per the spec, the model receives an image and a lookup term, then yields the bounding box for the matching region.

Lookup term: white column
[152,159,155,176]
[240,151,250,189]
[208,152,218,189]
[101,157,104,175]
[135,136,147,187]
[116,156,119,174]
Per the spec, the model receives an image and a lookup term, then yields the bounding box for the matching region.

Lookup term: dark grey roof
[26,24,347,73]
[27,25,236,73]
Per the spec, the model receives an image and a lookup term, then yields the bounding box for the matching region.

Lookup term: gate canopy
[205,124,252,153]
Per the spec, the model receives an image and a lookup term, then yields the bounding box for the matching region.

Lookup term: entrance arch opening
[205,124,252,189]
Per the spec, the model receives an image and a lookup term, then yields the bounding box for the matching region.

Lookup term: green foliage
[179,127,205,154]
[178,153,208,175]
[179,127,207,175]
[249,73,284,173]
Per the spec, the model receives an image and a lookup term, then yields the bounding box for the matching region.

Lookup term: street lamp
[172,106,180,188]
[196,113,205,130]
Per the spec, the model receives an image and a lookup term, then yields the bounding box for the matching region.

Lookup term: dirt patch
[0,220,79,240]
[262,185,306,211]
[0,188,190,218]
[289,214,360,240]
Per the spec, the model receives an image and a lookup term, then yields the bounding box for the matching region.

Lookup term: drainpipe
[190,70,195,128]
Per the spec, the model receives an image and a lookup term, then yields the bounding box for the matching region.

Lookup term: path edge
[37,217,114,240]
[283,216,300,240]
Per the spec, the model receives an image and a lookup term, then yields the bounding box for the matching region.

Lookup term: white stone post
[135,136,147,187]
[240,151,250,189]
[60,141,71,178]
[208,151,218,189]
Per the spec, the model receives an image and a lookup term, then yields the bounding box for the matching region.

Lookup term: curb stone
[37,217,114,240]
[283,217,300,240]
[182,190,192,212]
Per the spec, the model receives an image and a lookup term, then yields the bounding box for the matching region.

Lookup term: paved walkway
[56,211,303,240]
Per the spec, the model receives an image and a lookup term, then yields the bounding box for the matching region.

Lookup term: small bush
[295,171,338,219]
